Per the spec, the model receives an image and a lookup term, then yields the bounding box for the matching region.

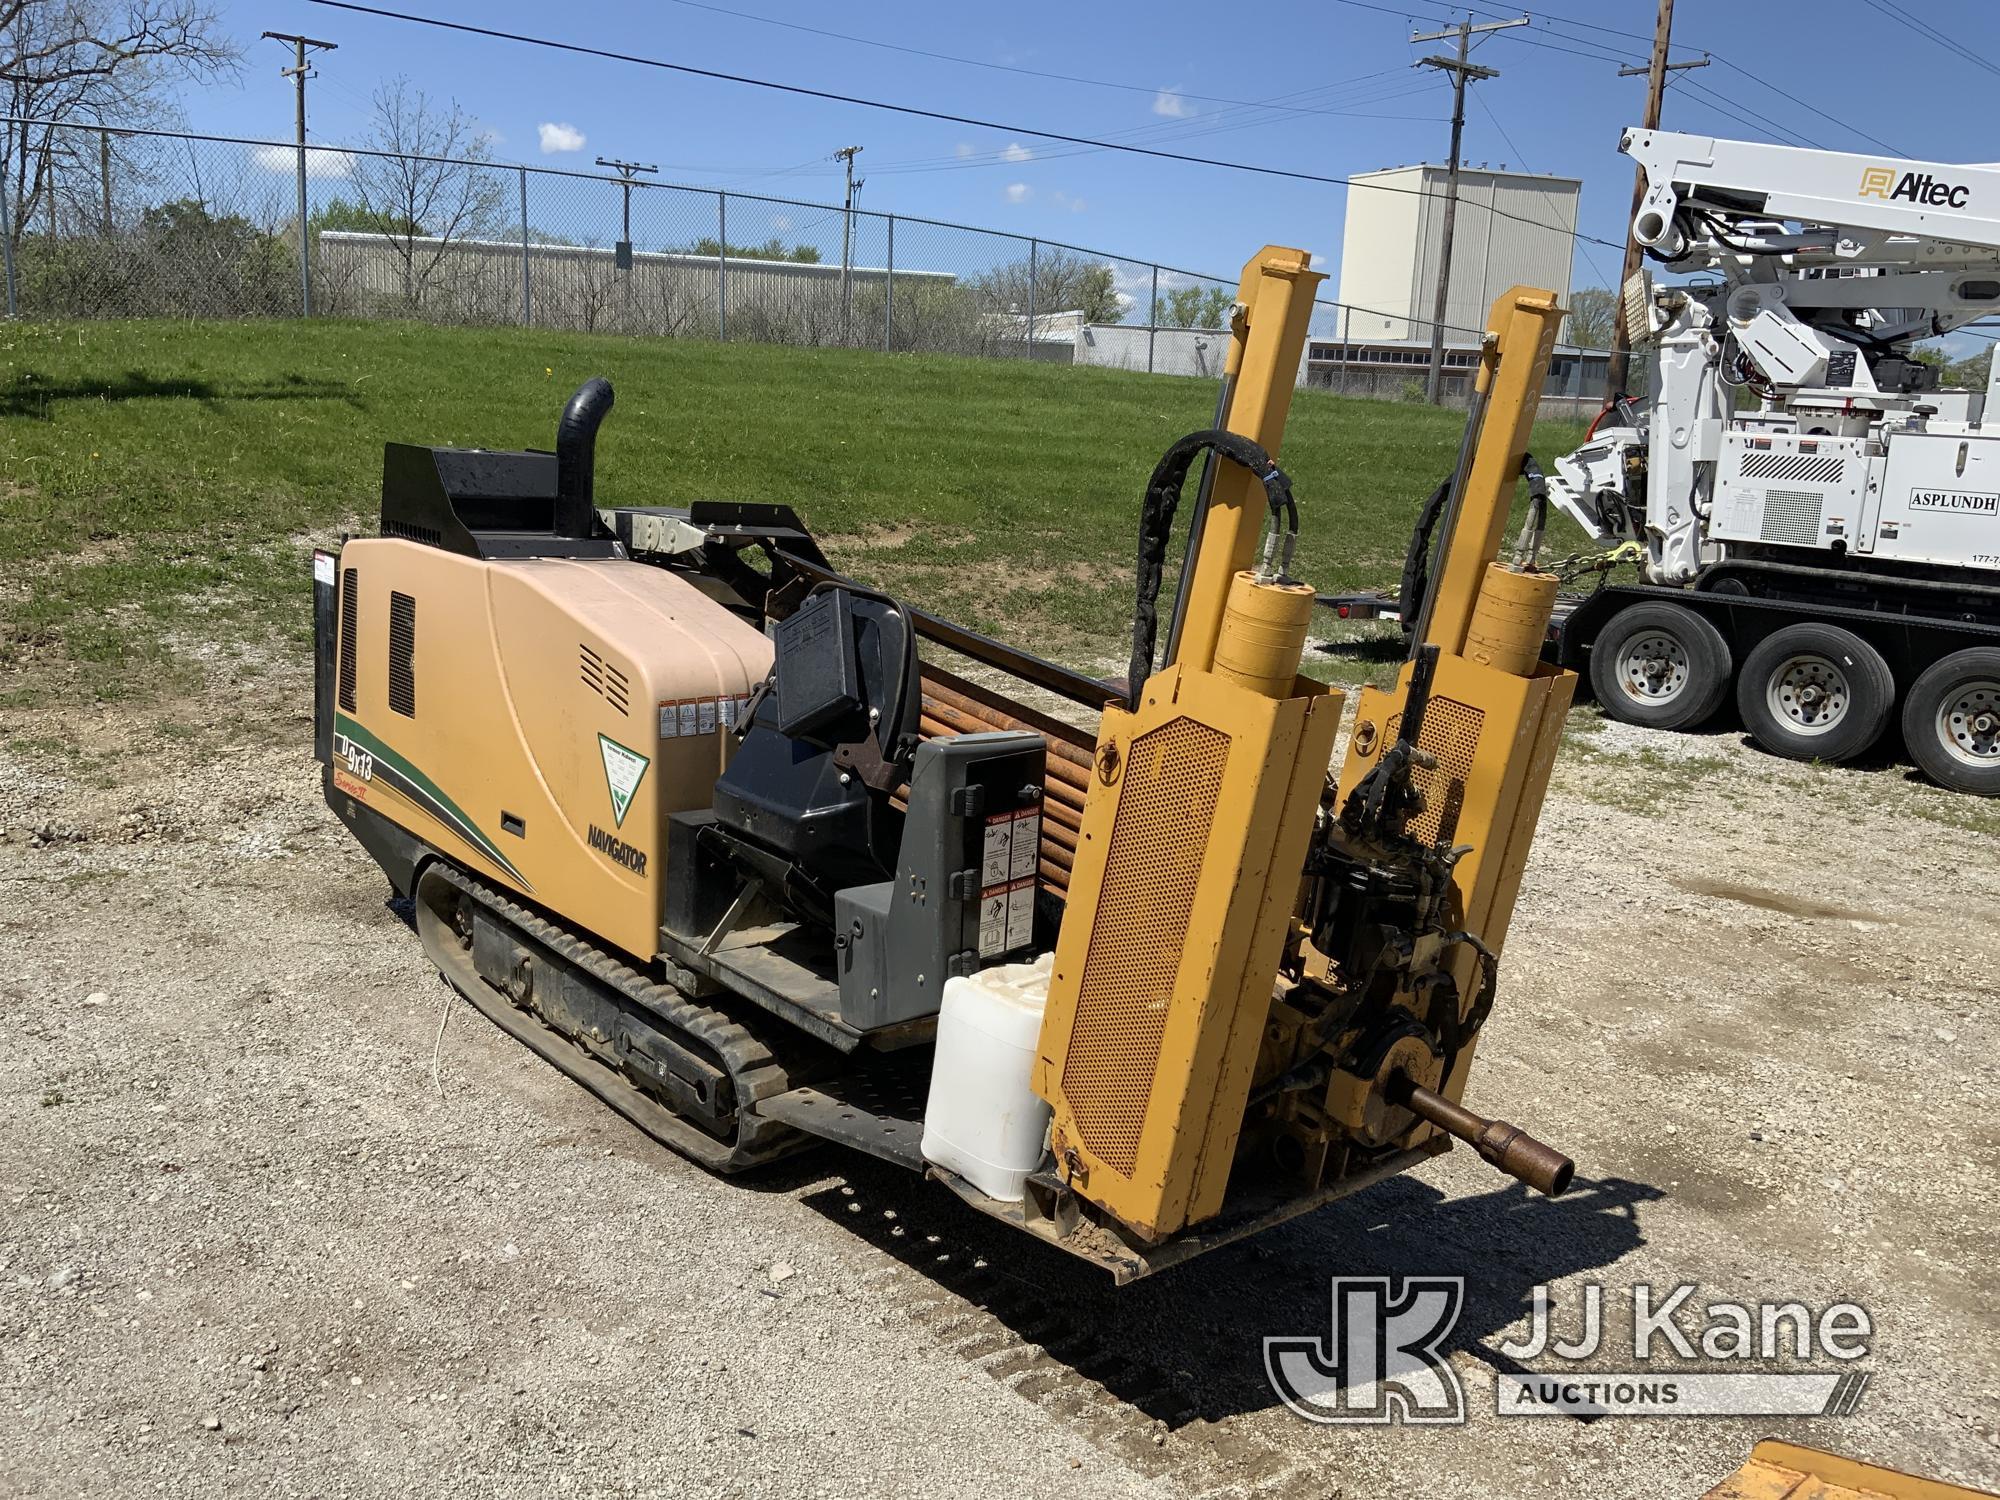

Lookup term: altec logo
[1859,165,1970,208]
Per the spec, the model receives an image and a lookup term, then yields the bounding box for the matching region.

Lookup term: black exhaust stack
[554,377,615,539]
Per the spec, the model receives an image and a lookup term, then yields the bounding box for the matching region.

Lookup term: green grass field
[0,318,1589,702]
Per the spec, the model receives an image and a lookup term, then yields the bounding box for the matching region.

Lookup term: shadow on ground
[793,1155,1661,1428]
[0,369,359,420]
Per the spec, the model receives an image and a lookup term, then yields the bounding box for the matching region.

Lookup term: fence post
[1147,265,1158,374]
[883,214,894,353]
[98,130,113,236]
[0,156,16,319]
[518,166,532,326]
[295,135,311,317]
[717,193,727,341]
[1026,238,1036,359]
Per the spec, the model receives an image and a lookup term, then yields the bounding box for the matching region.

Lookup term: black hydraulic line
[1509,453,1548,569]
[1127,428,1297,711]
[1163,373,1238,668]
[1408,376,1491,656]
[1396,478,1453,631]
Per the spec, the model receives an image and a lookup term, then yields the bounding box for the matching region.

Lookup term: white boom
[1551,127,2000,584]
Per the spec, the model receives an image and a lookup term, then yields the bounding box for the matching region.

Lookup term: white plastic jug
[921,952,1055,1202]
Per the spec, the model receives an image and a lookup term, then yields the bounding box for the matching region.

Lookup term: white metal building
[1336,164,1581,341]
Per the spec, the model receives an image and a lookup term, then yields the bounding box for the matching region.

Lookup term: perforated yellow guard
[1059,718,1230,1173]
[1382,696,1485,847]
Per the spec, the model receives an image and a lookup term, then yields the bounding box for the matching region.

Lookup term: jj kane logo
[1266,1278,1875,1424]
[1859,165,1970,208]
[1265,1277,1466,1424]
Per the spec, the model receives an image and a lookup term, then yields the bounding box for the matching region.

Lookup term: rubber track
[428,862,808,1173]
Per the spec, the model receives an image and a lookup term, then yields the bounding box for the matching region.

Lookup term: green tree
[1912,344,1993,389]
[685,236,821,263]
[311,196,422,237]
[1072,264,1123,324]
[1151,283,1231,329]
[1564,287,1617,349]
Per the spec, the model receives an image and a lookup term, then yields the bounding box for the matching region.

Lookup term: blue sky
[188,0,1998,312]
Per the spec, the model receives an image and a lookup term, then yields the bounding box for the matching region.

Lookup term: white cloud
[1000,141,1033,163]
[476,127,504,149]
[1152,87,1195,119]
[1052,189,1086,213]
[1310,253,1328,270]
[770,214,793,232]
[538,121,586,154]
[954,142,975,159]
[1004,182,1030,204]
[250,143,354,180]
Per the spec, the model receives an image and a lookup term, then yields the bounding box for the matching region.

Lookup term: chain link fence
[0,118,1607,411]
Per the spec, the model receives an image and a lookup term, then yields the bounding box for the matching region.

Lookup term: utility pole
[835,145,863,343]
[594,155,658,271]
[1413,14,1526,404]
[262,31,336,317]
[1605,0,1708,396]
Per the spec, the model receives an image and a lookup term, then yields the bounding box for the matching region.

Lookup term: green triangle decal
[598,734,650,827]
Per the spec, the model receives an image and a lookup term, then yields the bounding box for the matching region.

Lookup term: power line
[1671,73,1820,151]
[1327,0,1457,24]
[304,0,1629,252]
[1486,28,1821,150]
[867,78,1450,179]
[1860,0,2000,81]
[1468,89,1613,287]
[1702,54,1905,155]
[655,0,1456,121]
[1460,1,1908,155]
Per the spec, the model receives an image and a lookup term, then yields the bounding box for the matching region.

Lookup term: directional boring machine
[316,247,1576,1279]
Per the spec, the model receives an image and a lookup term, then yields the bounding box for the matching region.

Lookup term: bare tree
[972,246,1123,326]
[2,0,237,246]
[349,77,503,312]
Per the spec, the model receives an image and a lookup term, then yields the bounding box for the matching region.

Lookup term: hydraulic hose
[554,377,615,539]
[1127,429,1297,710]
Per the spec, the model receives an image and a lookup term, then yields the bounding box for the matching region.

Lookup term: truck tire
[1588,602,1733,730]
[1735,623,1894,765]
[1900,647,2000,796]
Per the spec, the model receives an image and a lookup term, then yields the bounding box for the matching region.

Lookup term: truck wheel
[1588,602,1733,730]
[1901,647,2000,796]
[1736,623,1893,764]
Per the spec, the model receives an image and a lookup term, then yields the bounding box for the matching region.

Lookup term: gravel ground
[1,663,1994,1499]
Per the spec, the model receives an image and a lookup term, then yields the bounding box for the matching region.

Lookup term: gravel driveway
[2,667,1993,1498]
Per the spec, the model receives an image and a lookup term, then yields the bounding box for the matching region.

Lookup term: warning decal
[598,734,650,827]
[658,695,755,739]
[977,879,1038,958]
[977,806,1042,957]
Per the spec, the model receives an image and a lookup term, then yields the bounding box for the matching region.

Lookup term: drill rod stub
[1390,1071,1575,1197]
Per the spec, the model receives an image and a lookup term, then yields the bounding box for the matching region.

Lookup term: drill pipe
[1390,1072,1574,1196]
